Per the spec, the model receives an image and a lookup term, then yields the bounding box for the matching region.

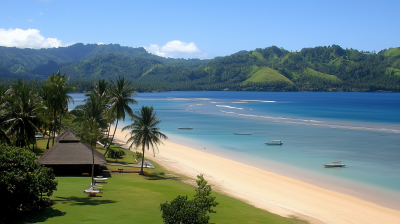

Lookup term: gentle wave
[219,110,400,134]
[240,100,276,103]
[216,105,245,110]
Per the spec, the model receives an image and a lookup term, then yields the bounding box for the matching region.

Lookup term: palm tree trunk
[104,119,118,156]
[52,109,57,146]
[46,135,50,149]
[91,145,95,186]
[140,144,145,175]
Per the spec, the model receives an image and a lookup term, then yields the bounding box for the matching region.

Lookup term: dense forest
[1,43,399,92]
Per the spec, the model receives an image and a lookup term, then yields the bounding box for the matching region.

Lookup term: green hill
[243,66,292,84]
[383,47,400,57]
[304,68,340,81]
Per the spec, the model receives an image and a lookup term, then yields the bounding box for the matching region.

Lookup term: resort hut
[38,131,106,175]
[55,128,77,143]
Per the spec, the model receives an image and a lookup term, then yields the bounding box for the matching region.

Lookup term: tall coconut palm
[2,79,45,149]
[85,79,111,141]
[45,71,75,146]
[105,76,137,155]
[71,94,108,185]
[123,106,167,175]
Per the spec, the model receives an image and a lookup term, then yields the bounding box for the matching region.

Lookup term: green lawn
[28,139,307,223]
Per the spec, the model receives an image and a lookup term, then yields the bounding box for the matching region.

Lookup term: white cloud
[144,40,212,59]
[97,42,105,45]
[27,19,34,22]
[40,12,43,16]
[0,28,64,49]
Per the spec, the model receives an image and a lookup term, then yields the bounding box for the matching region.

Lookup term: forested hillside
[1,43,399,92]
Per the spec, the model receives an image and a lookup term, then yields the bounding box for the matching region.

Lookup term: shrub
[0,146,58,218]
[160,175,218,224]
[107,147,126,161]
[134,151,142,162]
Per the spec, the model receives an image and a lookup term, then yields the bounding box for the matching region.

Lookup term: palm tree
[105,76,137,155]
[71,94,108,185]
[123,106,167,175]
[85,79,111,142]
[2,79,44,149]
[0,84,11,145]
[47,71,75,145]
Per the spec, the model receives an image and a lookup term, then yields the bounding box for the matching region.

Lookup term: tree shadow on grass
[23,207,66,223]
[52,196,117,206]
[2,207,65,224]
[143,173,180,181]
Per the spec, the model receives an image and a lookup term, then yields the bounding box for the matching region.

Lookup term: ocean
[70,91,400,209]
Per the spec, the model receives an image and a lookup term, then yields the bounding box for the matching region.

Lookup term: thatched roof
[55,128,77,142]
[39,130,106,165]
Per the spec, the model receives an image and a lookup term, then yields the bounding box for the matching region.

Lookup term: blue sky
[0,0,399,59]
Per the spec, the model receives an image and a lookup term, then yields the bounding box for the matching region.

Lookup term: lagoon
[70,91,400,209]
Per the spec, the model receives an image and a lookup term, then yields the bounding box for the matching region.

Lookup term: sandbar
[112,127,400,224]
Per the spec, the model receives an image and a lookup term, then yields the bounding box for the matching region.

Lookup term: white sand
[112,128,400,224]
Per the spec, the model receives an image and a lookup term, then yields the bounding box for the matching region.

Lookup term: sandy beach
[112,128,400,224]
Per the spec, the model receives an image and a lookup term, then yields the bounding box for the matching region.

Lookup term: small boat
[324,161,346,168]
[233,133,252,135]
[178,127,193,129]
[265,140,283,145]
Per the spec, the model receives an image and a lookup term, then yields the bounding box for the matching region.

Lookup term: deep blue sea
[70,91,400,208]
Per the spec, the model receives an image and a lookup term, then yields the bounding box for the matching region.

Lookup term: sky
[0,0,399,59]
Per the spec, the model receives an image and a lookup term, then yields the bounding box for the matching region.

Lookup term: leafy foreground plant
[0,145,58,222]
[160,175,219,224]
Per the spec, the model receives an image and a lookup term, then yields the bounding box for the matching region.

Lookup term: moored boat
[324,161,346,168]
[178,127,193,129]
[233,133,252,135]
[265,140,283,145]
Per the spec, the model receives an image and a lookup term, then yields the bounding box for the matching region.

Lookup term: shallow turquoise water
[70,91,400,208]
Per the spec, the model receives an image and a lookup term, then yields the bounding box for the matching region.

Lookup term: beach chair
[84,186,101,196]
[93,177,108,183]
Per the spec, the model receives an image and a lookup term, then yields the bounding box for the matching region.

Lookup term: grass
[26,174,307,224]
[383,47,400,57]
[141,64,164,77]
[243,66,292,84]
[386,67,400,76]
[304,68,340,81]
[252,51,264,60]
[28,139,308,224]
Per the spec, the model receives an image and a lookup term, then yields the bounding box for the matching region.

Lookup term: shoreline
[112,127,400,224]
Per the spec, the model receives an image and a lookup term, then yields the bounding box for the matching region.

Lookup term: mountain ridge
[0,43,399,92]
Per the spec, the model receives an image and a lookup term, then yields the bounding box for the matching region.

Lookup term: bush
[0,146,58,217]
[160,175,218,224]
[134,151,142,162]
[107,147,126,161]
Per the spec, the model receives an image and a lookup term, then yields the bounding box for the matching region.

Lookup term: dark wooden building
[38,129,106,175]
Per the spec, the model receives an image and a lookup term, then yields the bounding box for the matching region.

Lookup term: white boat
[178,127,193,129]
[265,140,283,145]
[324,161,346,168]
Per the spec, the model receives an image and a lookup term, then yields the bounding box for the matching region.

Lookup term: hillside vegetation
[1,43,400,92]
[243,66,292,84]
